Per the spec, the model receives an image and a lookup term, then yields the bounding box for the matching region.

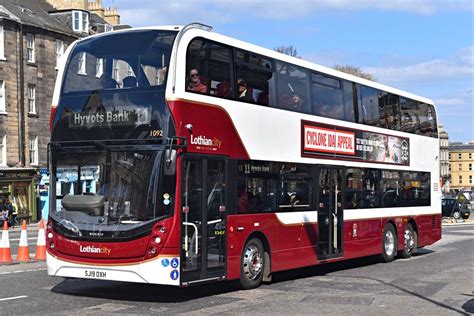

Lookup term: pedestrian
[3,198,15,228]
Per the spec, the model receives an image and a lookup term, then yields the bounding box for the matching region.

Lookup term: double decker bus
[47,23,441,289]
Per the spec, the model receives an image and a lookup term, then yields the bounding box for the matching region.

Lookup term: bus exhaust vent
[432,215,436,229]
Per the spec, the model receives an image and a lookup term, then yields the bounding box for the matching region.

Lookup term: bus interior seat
[123,76,137,88]
[257,90,269,105]
[216,81,231,98]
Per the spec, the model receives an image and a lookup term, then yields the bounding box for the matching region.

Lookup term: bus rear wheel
[239,238,264,290]
[398,223,417,258]
[381,224,397,263]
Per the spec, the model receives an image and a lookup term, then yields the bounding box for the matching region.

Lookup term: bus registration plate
[84,269,107,279]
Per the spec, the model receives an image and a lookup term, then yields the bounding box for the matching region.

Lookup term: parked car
[442,198,471,219]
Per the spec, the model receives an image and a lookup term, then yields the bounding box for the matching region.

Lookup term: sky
[106,0,473,143]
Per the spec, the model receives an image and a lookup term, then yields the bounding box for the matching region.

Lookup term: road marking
[10,238,38,241]
[0,268,46,275]
[0,295,28,302]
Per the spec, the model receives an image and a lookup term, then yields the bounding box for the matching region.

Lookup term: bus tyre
[381,224,397,263]
[399,223,417,259]
[240,238,264,290]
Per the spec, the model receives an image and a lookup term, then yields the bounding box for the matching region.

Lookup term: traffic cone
[0,220,13,264]
[35,219,46,261]
[16,220,31,262]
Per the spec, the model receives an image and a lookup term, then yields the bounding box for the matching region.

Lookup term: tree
[334,64,376,81]
[274,45,300,58]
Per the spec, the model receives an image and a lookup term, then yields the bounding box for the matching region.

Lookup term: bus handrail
[172,22,213,94]
[182,221,199,255]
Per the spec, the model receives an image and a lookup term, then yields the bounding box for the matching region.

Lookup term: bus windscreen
[52,30,177,142]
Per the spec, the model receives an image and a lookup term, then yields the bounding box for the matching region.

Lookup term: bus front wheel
[381,224,397,263]
[240,238,264,290]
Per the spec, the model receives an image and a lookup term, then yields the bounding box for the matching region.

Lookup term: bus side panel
[161,155,184,252]
[226,214,278,281]
[167,100,249,159]
[416,214,442,247]
[343,218,382,259]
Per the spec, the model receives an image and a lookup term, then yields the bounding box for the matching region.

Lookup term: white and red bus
[47,23,441,289]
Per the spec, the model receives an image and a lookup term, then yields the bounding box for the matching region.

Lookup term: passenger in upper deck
[187,68,208,93]
[237,79,254,103]
[286,93,305,111]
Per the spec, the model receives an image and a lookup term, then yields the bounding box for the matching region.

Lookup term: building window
[56,40,64,68]
[72,11,89,33]
[0,80,5,112]
[0,135,6,166]
[448,153,451,160]
[26,33,35,63]
[27,84,36,114]
[29,136,38,165]
[77,52,86,75]
[113,59,119,81]
[95,58,103,78]
[469,163,472,171]
[470,175,472,184]
[469,153,472,159]
[0,24,5,60]
[458,153,462,159]
[449,164,451,172]
[458,163,462,171]
[459,175,462,184]
[127,65,134,77]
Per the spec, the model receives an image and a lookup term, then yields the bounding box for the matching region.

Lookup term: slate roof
[0,0,78,37]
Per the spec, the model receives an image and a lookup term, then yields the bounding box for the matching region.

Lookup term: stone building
[449,142,474,192]
[438,124,450,193]
[0,0,120,221]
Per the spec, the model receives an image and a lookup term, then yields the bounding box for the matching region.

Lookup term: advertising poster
[301,120,410,166]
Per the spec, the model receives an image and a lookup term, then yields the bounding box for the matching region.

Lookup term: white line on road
[9,238,38,241]
[0,296,28,302]
[0,268,46,275]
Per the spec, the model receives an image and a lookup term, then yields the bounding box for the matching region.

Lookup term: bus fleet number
[150,130,163,137]
[85,270,107,279]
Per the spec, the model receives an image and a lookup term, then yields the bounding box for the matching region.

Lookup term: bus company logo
[190,135,222,150]
[79,245,111,255]
[304,125,355,155]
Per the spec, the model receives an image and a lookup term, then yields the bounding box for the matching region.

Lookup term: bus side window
[399,98,420,133]
[186,38,232,98]
[418,103,438,137]
[358,85,380,127]
[276,62,310,113]
[311,72,345,120]
[235,50,275,106]
[378,93,400,130]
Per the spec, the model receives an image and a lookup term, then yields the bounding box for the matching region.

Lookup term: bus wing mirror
[164,149,177,176]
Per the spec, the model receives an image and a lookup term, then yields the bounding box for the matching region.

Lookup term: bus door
[181,156,227,283]
[317,167,344,260]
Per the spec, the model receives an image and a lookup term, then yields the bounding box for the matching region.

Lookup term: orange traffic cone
[0,220,13,264]
[35,219,46,261]
[16,220,31,262]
